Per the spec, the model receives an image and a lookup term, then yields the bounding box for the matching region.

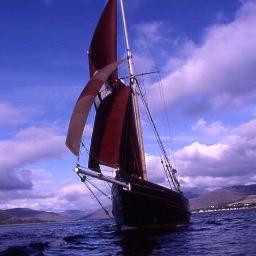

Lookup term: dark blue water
[0,209,255,256]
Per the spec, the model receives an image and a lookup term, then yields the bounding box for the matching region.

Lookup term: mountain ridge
[0,208,67,225]
[190,184,256,210]
[1,184,255,224]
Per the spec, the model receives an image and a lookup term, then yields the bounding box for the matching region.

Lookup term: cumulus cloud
[148,0,256,113]
[144,118,256,190]
[0,168,54,208]
[179,174,254,191]
[0,168,111,212]
[131,21,184,76]
[2,118,255,209]
[176,118,256,183]
[0,169,32,190]
[134,21,170,48]
[61,183,87,202]
[0,169,54,199]
[61,180,111,206]
[192,118,227,136]
[0,126,67,190]
[132,55,156,75]
[0,102,27,125]
[146,154,165,183]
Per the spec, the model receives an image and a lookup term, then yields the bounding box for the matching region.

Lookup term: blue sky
[1,0,256,212]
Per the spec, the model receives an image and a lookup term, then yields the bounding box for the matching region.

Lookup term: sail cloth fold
[89,86,131,171]
[66,60,124,156]
[119,95,144,178]
[89,0,117,84]
[89,90,145,177]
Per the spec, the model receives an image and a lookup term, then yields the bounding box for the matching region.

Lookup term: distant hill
[2,184,255,224]
[184,188,204,199]
[226,184,256,195]
[0,207,105,225]
[59,210,87,221]
[79,185,256,219]
[0,210,13,222]
[79,205,113,220]
[189,184,256,210]
[0,208,67,225]
[228,195,256,206]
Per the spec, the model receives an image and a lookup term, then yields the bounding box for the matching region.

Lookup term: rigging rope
[86,178,111,199]
[134,77,180,192]
[139,33,178,172]
[82,180,110,217]
[104,181,112,195]
[157,71,177,170]
[160,156,172,188]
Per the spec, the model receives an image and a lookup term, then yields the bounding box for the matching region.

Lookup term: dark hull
[112,178,190,228]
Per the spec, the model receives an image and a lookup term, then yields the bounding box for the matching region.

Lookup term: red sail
[89,86,131,171]
[89,0,117,84]
[66,61,123,156]
[119,95,144,178]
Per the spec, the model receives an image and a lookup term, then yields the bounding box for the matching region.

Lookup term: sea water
[0,209,255,256]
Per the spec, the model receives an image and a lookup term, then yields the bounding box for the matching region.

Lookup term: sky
[1,0,256,212]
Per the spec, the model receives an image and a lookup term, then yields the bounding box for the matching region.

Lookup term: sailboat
[66,0,190,228]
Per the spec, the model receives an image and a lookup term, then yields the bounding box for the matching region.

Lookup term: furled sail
[89,0,117,84]
[88,86,131,172]
[66,61,123,156]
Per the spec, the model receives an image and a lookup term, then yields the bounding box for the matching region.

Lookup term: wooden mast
[120,0,147,180]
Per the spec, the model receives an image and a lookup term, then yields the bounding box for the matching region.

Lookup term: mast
[120,0,147,180]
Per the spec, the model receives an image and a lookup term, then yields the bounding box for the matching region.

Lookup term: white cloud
[61,183,87,202]
[59,178,111,210]
[148,0,256,113]
[179,174,253,191]
[134,21,168,45]
[145,154,165,183]
[132,54,155,75]
[176,118,256,180]
[0,126,67,190]
[0,168,56,209]
[0,167,111,212]
[0,98,110,211]
[2,118,255,209]
[0,169,33,191]
[0,102,27,125]
[192,118,227,136]
[143,118,256,191]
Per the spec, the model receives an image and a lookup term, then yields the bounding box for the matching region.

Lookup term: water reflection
[116,227,185,256]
